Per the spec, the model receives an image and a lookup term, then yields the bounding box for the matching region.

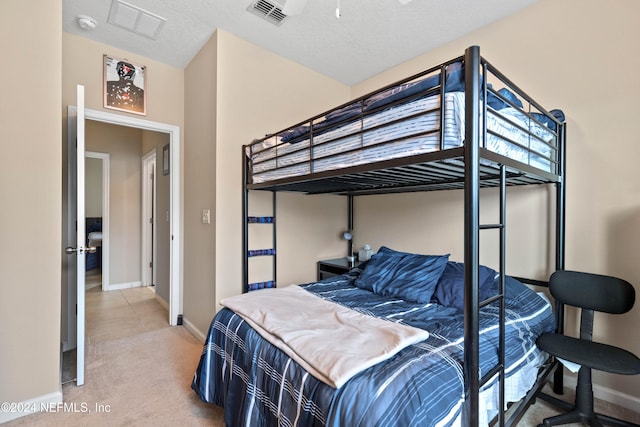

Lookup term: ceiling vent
[248,0,288,26]
[108,0,167,40]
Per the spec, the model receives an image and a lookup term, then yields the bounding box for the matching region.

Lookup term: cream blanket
[221,285,430,388]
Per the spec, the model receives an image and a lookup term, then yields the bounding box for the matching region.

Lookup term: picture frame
[163,144,170,175]
[103,54,146,115]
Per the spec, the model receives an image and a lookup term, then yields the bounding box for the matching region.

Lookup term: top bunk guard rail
[256,56,464,144]
[244,48,565,197]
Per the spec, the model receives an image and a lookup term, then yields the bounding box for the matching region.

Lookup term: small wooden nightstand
[317,258,361,281]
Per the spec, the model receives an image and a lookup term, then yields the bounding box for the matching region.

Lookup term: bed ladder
[242,147,277,292]
[480,165,508,427]
[242,190,277,293]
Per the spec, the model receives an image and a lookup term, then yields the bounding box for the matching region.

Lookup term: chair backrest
[549,270,635,314]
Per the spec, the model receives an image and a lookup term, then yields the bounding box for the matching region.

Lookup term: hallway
[85,286,166,344]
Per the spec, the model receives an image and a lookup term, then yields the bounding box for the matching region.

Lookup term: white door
[65,85,86,386]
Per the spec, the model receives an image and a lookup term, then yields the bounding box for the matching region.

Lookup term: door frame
[141,148,156,288]
[85,151,110,292]
[82,108,182,325]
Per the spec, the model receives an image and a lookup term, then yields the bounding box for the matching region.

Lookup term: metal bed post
[347,195,353,259]
[495,165,508,427]
[553,121,568,393]
[242,145,249,293]
[463,45,481,426]
[272,191,277,289]
[502,122,567,425]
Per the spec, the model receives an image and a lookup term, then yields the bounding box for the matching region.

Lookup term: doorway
[85,152,109,292]
[84,108,181,325]
[66,107,182,344]
[64,103,182,388]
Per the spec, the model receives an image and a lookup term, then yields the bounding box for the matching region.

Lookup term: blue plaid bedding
[192,267,554,426]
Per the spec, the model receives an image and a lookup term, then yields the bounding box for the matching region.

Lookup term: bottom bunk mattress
[192,264,554,426]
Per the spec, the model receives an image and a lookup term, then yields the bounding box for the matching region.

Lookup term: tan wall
[0,0,62,413]
[182,29,351,334]
[351,0,640,401]
[210,30,352,330]
[86,121,143,286]
[183,31,218,333]
[61,33,184,126]
[85,157,103,217]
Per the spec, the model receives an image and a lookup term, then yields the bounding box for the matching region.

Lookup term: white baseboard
[104,280,142,292]
[564,372,640,413]
[182,317,206,343]
[0,390,63,423]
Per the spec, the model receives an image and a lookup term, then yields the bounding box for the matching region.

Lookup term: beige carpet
[4,326,224,427]
[4,284,638,426]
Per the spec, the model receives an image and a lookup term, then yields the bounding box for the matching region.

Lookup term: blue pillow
[324,102,362,122]
[280,103,363,144]
[280,125,310,143]
[530,109,565,132]
[354,246,450,303]
[363,61,464,112]
[432,262,498,309]
[487,87,523,110]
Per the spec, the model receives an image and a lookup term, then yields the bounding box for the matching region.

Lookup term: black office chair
[536,270,640,427]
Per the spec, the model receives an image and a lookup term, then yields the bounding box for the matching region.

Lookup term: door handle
[65,246,97,255]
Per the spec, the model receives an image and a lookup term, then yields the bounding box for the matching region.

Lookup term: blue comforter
[192,267,554,426]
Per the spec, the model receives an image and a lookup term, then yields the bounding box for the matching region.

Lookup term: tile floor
[61,276,169,384]
[85,284,169,345]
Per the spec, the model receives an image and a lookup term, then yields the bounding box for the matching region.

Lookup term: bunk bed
[192,46,567,426]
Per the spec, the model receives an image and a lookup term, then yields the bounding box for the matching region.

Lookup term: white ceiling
[63,0,538,86]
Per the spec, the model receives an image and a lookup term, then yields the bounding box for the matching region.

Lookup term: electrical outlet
[202,209,211,224]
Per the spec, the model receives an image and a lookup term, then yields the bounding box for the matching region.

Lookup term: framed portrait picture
[103,54,146,115]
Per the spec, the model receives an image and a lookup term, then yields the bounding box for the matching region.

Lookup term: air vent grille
[108,0,167,40]
[248,0,288,26]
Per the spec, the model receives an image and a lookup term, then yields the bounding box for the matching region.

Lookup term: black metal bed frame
[242,46,567,427]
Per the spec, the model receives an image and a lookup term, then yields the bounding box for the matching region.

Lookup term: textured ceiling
[63,0,538,86]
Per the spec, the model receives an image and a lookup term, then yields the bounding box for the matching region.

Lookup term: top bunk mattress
[246,58,564,187]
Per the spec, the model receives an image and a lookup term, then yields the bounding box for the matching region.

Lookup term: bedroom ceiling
[63,0,538,86]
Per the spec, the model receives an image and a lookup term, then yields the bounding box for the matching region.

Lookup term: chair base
[537,392,640,427]
[537,399,602,427]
